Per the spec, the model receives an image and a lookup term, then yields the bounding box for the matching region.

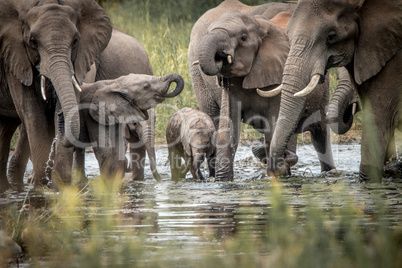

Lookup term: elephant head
[0,0,112,145]
[88,73,184,126]
[264,0,402,175]
[181,115,216,181]
[197,10,290,89]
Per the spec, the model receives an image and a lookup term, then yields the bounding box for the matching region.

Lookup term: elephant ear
[0,0,37,86]
[354,0,402,84]
[242,13,291,89]
[65,0,112,84]
[89,82,149,126]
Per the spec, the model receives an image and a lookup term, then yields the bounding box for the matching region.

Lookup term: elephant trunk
[141,109,162,181]
[198,32,228,76]
[215,86,234,181]
[327,68,358,134]
[161,73,184,98]
[47,58,80,147]
[269,55,311,175]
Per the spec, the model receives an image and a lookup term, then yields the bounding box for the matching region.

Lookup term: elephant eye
[327,31,337,45]
[72,37,79,48]
[30,36,38,49]
[240,34,248,42]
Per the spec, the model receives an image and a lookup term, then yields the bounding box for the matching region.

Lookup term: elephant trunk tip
[163,73,184,98]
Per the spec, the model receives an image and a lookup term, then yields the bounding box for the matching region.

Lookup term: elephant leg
[52,139,74,186]
[127,130,146,180]
[207,152,216,178]
[8,124,30,188]
[8,76,54,186]
[252,137,268,164]
[309,121,335,173]
[385,133,396,161]
[359,100,396,182]
[129,143,146,181]
[168,147,183,182]
[0,119,19,192]
[72,148,87,185]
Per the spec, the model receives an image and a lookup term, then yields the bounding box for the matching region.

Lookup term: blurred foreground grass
[1,177,400,267]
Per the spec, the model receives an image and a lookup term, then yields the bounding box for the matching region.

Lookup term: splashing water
[44,135,58,182]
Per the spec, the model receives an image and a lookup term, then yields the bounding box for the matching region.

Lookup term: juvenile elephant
[166,108,216,181]
[189,0,340,180]
[264,0,402,181]
[0,0,112,191]
[7,27,162,188]
[66,73,184,178]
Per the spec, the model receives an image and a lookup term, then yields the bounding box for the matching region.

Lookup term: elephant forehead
[26,4,77,23]
[120,74,155,85]
[209,11,248,33]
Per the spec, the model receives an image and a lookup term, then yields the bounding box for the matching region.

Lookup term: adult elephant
[189,0,339,181]
[9,28,163,187]
[0,0,112,191]
[263,0,402,181]
[57,27,163,183]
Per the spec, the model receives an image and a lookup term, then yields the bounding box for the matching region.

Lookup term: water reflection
[1,144,402,253]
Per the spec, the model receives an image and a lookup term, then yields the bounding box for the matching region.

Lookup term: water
[2,143,401,260]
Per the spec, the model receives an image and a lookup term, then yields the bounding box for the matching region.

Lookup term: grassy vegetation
[1,178,400,267]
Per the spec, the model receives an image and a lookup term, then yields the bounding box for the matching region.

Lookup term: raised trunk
[161,73,184,97]
[198,32,227,76]
[215,86,234,181]
[327,68,357,134]
[48,59,80,147]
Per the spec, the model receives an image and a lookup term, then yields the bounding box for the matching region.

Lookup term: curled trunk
[198,32,227,76]
[162,73,184,98]
[327,68,359,134]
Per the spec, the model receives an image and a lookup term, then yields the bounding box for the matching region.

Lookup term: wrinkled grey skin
[61,27,162,182]
[253,67,359,164]
[70,73,184,178]
[269,0,402,181]
[327,68,360,135]
[0,0,112,192]
[8,28,162,188]
[189,0,340,180]
[166,108,216,181]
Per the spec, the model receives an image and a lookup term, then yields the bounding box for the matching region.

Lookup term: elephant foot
[359,164,384,183]
[284,150,298,167]
[0,180,12,193]
[384,160,402,179]
[251,137,267,164]
[267,158,291,178]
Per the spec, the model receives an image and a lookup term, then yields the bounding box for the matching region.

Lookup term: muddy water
[2,143,402,254]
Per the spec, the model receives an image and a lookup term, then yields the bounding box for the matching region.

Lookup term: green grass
[1,178,400,267]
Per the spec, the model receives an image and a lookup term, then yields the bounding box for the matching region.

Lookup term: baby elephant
[56,73,184,180]
[166,108,216,181]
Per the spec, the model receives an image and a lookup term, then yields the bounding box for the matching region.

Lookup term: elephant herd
[1,0,401,192]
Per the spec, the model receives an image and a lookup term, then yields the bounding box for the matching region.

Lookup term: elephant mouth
[117,92,149,120]
[154,95,165,103]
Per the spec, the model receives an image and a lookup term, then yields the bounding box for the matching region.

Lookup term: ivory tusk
[256,84,282,97]
[294,74,321,97]
[72,75,82,92]
[40,75,47,101]
[352,102,357,115]
[227,55,232,64]
[192,60,200,66]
